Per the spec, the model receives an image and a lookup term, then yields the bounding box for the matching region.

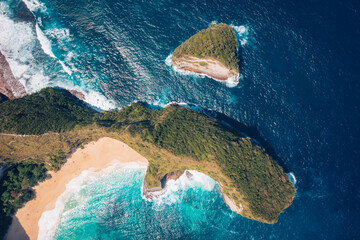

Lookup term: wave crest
[143,170,216,208]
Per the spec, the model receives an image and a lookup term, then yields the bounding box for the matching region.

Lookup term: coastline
[181,67,229,81]
[0,51,26,99]
[5,137,148,240]
[172,56,238,81]
[168,55,239,87]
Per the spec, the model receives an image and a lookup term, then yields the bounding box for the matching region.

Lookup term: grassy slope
[0,89,295,237]
[172,24,239,72]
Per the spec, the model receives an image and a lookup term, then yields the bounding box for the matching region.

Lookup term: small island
[172,24,240,82]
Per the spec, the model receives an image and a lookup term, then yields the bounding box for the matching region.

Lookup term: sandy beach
[5,137,148,240]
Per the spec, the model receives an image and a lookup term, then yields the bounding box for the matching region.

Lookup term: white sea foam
[165,53,173,67]
[0,2,116,111]
[45,28,71,41]
[35,24,56,58]
[143,170,216,206]
[166,54,205,78]
[231,25,249,46]
[21,0,46,12]
[81,89,116,110]
[0,15,35,60]
[50,80,116,110]
[35,24,73,75]
[221,73,240,88]
[287,172,297,185]
[163,101,189,108]
[166,53,240,87]
[59,60,72,75]
[37,162,146,240]
[0,13,51,93]
[22,1,74,76]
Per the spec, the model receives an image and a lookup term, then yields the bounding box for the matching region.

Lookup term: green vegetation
[94,103,295,222]
[0,87,94,134]
[0,88,295,238]
[1,163,47,216]
[172,24,239,72]
[0,163,47,235]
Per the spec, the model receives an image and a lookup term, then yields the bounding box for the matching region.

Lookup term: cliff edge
[0,51,26,99]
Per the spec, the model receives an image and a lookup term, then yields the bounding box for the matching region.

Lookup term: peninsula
[172,24,239,81]
[0,88,295,238]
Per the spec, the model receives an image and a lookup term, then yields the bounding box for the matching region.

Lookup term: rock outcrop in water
[0,51,26,99]
[142,170,186,200]
[172,24,239,81]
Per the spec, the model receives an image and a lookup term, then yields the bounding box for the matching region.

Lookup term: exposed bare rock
[173,56,238,81]
[68,90,86,100]
[161,170,185,187]
[0,51,26,99]
[142,170,185,200]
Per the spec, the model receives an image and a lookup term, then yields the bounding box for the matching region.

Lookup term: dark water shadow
[4,217,29,240]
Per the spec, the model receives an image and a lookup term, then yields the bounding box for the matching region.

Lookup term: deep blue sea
[1,0,360,239]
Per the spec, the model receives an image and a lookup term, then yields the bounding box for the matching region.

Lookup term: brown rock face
[68,90,86,100]
[0,51,26,99]
[142,170,186,200]
[160,170,184,188]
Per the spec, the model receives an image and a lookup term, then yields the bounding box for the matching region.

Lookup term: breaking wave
[38,162,147,240]
[0,0,116,110]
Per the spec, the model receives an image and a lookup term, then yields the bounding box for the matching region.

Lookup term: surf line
[22,0,72,76]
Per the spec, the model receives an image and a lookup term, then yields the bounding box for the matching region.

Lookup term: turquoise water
[44,166,241,239]
[1,0,360,238]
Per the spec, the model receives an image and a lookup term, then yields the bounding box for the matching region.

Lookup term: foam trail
[35,24,56,58]
[59,60,72,75]
[35,24,72,75]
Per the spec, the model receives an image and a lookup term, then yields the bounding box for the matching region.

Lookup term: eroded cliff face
[68,90,86,101]
[142,170,186,200]
[0,51,26,99]
[172,55,238,81]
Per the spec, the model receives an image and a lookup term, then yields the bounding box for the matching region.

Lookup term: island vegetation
[172,24,239,74]
[0,88,295,238]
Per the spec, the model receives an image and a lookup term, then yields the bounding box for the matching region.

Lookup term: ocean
[1,0,359,239]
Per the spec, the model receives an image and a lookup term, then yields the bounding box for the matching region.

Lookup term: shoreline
[175,66,240,87]
[0,50,26,100]
[181,67,229,81]
[5,137,148,240]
